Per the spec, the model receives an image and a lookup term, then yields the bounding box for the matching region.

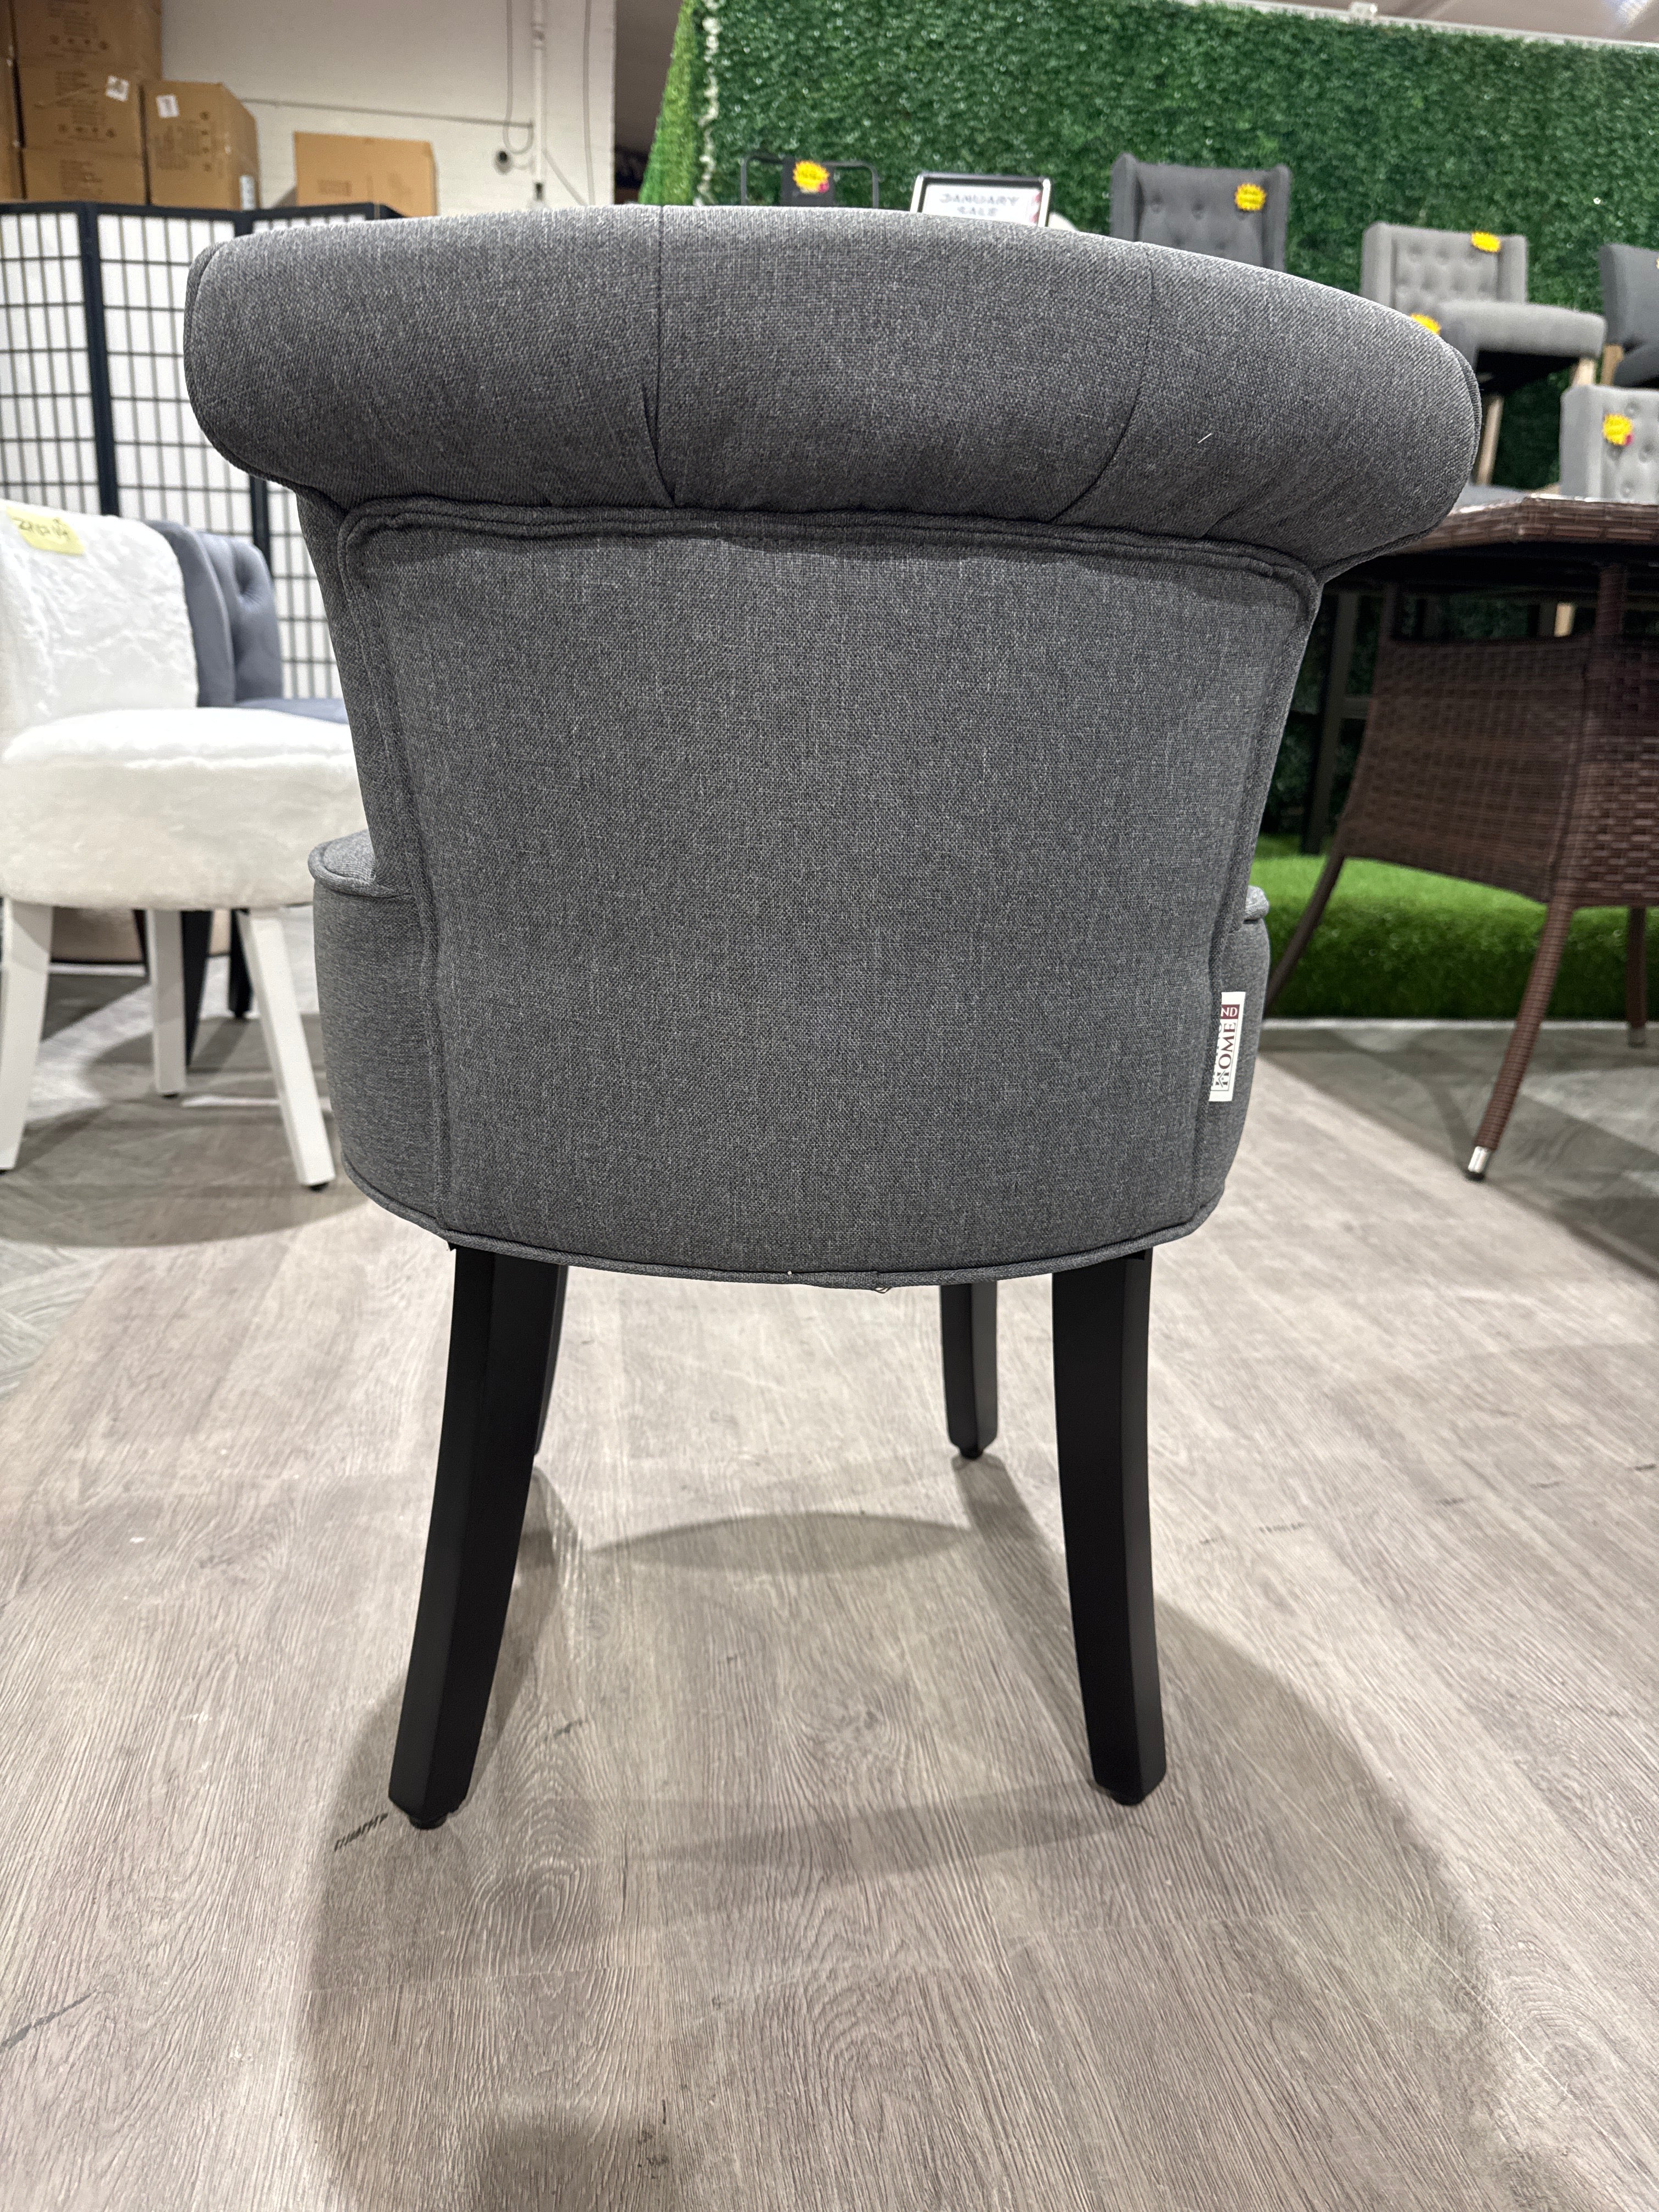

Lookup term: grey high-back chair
[1109,154,1290,268]
[1559,382,1659,500]
[1599,242,1659,388]
[1360,222,1603,482]
[183,208,1476,1832]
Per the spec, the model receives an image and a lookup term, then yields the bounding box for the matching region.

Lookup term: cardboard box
[12,1,161,78]
[145,82,259,210]
[2,58,22,201]
[294,132,435,217]
[22,143,144,200]
[19,61,144,155]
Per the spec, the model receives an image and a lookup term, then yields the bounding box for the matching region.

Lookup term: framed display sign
[909,173,1052,226]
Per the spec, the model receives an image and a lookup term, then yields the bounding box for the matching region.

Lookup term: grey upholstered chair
[183,207,1476,1831]
[1109,154,1289,268]
[1598,242,1659,389]
[1360,223,1603,483]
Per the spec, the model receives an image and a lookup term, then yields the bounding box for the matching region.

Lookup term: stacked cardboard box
[146,79,257,208]
[295,132,435,218]
[16,0,157,202]
[9,3,262,208]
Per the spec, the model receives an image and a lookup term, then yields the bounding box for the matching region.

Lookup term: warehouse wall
[162,0,614,213]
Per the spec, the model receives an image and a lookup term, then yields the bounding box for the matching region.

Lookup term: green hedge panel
[642,0,1659,485]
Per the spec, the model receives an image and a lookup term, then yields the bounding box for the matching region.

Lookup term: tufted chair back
[1559,383,1659,501]
[148,522,284,706]
[1360,223,1528,320]
[1108,155,1289,269]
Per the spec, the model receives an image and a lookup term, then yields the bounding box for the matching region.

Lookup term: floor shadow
[1263,1019,1659,1277]
[303,1474,1604,2212]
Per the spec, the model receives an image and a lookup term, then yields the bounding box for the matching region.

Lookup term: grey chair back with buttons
[1361,223,1527,318]
[1599,243,1659,390]
[1559,383,1659,501]
[1109,155,1289,269]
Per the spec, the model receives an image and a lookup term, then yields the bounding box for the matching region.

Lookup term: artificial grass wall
[1253,839,1657,1021]
[641,0,1659,487]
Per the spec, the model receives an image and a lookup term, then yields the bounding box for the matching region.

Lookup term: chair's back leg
[0,900,53,1172]
[1467,893,1576,1178]
[180,910,213,1065]
[940,1281,998,1458]
[1266,852,1346,1011]
[235,907,334,1188]
[391,1248,568,1828]
[1051,1251,1165,1804]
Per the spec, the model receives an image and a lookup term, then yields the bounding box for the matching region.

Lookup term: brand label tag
[1208,991,1247,1103]
[7,504,83,555]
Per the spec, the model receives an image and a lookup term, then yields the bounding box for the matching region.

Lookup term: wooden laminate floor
[0,966,1655,2209]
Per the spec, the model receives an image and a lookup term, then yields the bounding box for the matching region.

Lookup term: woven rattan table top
[1346,497,1659,598]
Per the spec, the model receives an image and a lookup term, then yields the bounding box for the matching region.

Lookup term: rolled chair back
[1559,383,1659,501]
[1360,223,1527,318]
[183,208,1475,1285]
[1108,155,1290,269]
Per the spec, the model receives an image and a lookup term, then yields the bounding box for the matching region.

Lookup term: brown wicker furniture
[1268,498,1659,1178]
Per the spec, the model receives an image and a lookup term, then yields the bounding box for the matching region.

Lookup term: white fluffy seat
[0,705,362,908]
[0,501,365,1186]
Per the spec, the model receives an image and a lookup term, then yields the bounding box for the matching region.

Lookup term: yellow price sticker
[1234,180,1266,212]
[1470,230,1501,253]
[792,159,831,195]
[1409,312,1442,334]
[6,504,83,555]
[1604,413,1634,448]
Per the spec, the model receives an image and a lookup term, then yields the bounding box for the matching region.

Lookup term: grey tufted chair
[1599,242,1659,389]
[183,207,1476,1832]
[1361,222,1603,483]
[1108,154,1289,269]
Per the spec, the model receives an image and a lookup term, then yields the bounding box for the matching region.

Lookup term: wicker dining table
[1268,496,1659,1177]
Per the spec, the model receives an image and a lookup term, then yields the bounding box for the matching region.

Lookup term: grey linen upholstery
[1108,155,1289,269]
[1361,222,1603,396]
[149,521,282,703]
[1601,243,1659,387]
[184,207,1476,1289]
[1559,384,1659,501]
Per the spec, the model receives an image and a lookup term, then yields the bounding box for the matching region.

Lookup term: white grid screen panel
[98,208,249,534]
[0,208,99,512]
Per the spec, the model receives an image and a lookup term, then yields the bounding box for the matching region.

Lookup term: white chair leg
[235,907,335,1189]
[145,909,186,1098]
[0,899,53,1172]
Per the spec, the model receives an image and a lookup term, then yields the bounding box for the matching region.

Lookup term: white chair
[0,502,364,1185]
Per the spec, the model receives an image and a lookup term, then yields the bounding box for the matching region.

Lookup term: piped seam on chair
[1050,249,1155,527]
[334,1146,1227,1291]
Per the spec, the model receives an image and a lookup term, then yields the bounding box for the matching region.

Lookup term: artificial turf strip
[1250,837,1656,1022]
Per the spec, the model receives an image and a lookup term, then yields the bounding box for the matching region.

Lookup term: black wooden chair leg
[227,911,253,1019]
[180,910,212,1065]
[1051,1251,1165,1804]
[390,1246,568,1829]
[940,1280,997,1458]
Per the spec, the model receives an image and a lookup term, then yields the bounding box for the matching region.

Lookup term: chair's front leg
[0,899,53,1171]
[391,1248,569,1828]
[940,1281,998,1459]
[1051,1251,1165,1804]
[235,907,334,1188]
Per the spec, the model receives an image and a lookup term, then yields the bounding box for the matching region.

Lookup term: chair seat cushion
[1435,301,1605,376]
[0,705,364,908]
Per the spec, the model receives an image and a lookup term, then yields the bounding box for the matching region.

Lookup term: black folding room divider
[0,199,399,699]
